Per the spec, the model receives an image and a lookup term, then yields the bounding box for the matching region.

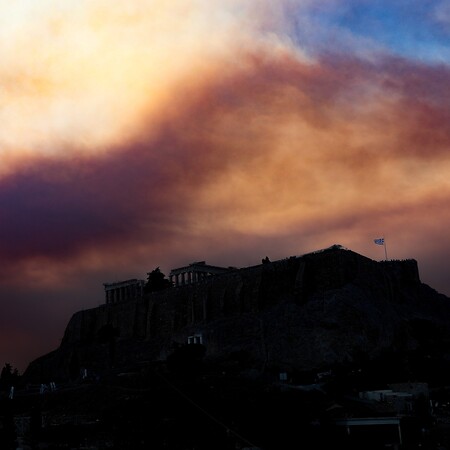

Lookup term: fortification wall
[379,259,420,285]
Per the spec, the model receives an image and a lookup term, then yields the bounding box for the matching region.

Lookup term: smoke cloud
[0,0,449,371]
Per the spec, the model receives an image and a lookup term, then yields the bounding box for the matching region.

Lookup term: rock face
[24,245,450,382]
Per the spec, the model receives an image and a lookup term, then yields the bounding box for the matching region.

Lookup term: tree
[144,267,173,293]
[0,363,20,390]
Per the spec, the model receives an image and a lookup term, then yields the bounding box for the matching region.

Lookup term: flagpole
[384,239,388,261]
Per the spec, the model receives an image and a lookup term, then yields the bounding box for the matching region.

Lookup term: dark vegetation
[143,267,173,293]
[0,363,21,390]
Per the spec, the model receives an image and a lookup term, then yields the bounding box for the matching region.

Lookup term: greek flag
[374,238,384,245]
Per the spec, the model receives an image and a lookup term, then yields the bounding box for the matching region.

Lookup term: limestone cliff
[24,245,450,382]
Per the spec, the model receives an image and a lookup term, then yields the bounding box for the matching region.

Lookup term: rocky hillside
[24,245,450,383]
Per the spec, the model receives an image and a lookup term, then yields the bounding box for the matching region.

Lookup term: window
[187,334,203,345]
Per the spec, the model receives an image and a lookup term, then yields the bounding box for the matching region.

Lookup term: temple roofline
[169,261,234,286]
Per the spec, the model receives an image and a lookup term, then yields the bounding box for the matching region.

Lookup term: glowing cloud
[0,0,302,175]
[1,0,450,372]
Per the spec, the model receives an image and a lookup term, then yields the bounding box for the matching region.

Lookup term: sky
[1,0,449,373]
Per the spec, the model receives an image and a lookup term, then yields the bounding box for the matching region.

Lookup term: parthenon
[169,261,233,287]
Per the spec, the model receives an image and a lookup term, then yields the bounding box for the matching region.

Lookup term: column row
[105,284,143,304]
[170,271,212,287]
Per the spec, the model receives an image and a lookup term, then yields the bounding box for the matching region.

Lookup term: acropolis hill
[24,245,450,382]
